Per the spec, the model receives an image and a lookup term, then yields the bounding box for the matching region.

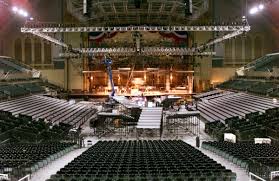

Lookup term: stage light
[249,7,259,15]
[12,6,18,12]
[23,11,28,17]
[12,7,30,18]
[29,17,34,21]
[18,9,24,15]
[258,4,264,10]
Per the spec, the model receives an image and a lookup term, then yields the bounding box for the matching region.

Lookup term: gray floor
[30,148,88,181]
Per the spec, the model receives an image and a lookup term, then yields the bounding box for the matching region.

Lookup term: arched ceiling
[66,0,209,26]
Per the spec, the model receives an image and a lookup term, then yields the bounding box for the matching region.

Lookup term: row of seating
[205,107,279,141]
[0,82,45,99]
[0,142,76,178]
[49,140,236,181]
[0,95,97,128]
[0,110,72,142]
[202,141,279,180]
[218,79,279,96]
[197,91,278,123]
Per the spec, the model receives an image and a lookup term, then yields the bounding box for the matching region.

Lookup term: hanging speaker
[184,0,192,16]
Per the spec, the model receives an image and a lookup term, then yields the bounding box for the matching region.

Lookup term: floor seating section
[205,107,279,140]
[0,142,76,178]
[0,110,72,142]
[202,141,279,180]
[197,90,279,123]
[218,79,279,96]
[49,140,236,181]
[0,95,97,128]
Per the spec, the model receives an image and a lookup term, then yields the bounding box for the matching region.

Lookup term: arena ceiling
[66,0,209,26]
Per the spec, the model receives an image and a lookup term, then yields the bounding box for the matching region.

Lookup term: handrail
[249,172,266,181]
[18,174,31,181]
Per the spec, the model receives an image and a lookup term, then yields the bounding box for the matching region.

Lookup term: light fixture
[258,4,264,10]
[249,7,259,15]
[12,6,30,18]
[12,6,18,12]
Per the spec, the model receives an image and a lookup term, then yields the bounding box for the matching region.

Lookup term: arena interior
[1,0,279,181]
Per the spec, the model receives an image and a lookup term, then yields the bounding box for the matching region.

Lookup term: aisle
[30,148,88,181]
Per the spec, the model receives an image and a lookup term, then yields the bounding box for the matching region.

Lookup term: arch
[44,42,52,64]
[34,38,42,64]
[24,38,32,64]
[245,36,252,62]
[254,36,262,58]
[14,38,22,61]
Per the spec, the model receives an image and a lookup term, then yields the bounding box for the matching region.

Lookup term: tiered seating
[0,110,72,142]
[198,91,278,123]
[0,95,97,127]
[0,142,76,177]
[50,140,236,181]
[18,83,45,93]
[205,121,227,140]
[248,82,278,95]
[202,141,279,180]
[205,107,279,141]
[193,89,223,99]
[253,53,279,72]
[219,80,257,91]
[218,79,279,96]
[0,61,19,74]
[0,84,29,97]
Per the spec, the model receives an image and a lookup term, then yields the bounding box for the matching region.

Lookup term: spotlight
[258,4,264,10]
[29,17,34,21]
[249,7,259,15]
[18,9,25,15]
[23,11,28,17]
[12,6,18,12]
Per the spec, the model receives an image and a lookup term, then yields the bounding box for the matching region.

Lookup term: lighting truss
[32,32,69,48]
[21,20,250,56]
[21,25,250,33]
[58,47,216,58]
[196,30,246,51]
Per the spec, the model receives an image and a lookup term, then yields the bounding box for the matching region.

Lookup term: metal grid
[66,0,209,26]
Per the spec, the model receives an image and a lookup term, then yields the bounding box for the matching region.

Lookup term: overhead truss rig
[59,47,216,58]
[21,23,251,55]
[21,25,250,33]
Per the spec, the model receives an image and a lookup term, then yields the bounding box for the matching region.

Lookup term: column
[31,38,35,65]
[232,39,236,67]
[242,38,245,63]
[252,37,255,59]
[21,38,25,63]
[166,73,170,92]
[41,41,45,66]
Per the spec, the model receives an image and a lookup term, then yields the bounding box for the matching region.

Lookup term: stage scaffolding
[91,112,136,138]
[165,111,201,136]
